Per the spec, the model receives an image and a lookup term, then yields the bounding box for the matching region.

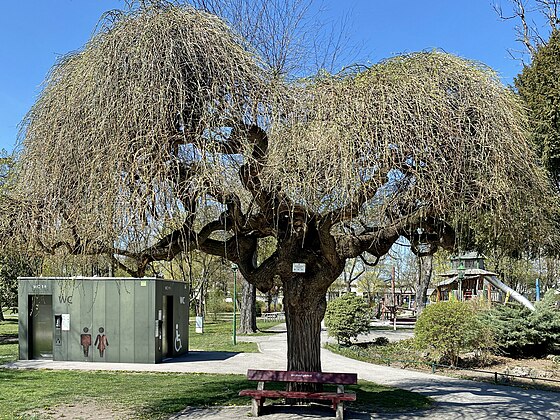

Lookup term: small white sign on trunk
[292,263,306,273]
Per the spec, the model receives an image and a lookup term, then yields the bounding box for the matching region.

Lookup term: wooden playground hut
[435,252,535,311]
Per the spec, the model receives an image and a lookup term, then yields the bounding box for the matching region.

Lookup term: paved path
[7,325,560,419]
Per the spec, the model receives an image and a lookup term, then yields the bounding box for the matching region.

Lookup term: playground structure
[436,253,535,311]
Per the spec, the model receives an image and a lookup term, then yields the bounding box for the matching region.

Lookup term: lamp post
[457,261,465,301]
[231,263,238,345]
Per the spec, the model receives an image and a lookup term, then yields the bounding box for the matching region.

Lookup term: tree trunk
[196,279,206,317]
[283,275,328,373]
[266,292,272,312]
[415,254,433,317]
[0,302,4,321]
[239,277,257,334]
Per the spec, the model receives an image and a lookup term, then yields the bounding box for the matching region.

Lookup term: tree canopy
[0,1,556,371]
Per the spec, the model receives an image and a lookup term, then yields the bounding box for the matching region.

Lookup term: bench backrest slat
[247,369,357,385]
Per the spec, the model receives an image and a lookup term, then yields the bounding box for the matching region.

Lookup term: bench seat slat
[239,389,357,401]
[246,369,357,385]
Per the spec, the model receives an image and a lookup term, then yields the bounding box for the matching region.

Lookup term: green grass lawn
[188,318,282,353]
[0,313,17,336]
[0,313,18,366]
[0,315,432,418]
[0,369,432,418]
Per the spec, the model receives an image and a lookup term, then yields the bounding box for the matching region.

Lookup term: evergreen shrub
[482,291,560,357]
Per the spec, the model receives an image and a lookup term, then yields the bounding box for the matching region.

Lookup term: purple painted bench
[239,369,357,419]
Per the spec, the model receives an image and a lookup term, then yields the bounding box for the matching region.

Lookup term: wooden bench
[239,369,357,419]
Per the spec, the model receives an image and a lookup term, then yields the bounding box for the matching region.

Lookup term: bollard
[431,363,436,374]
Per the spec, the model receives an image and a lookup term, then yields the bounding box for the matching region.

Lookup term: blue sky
[0,1,527,152]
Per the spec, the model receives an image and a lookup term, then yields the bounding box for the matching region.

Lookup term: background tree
[191,0,350,75]
[1,2,555,373]
[496,0,560,61]
[0,150,39,319]
[516,29,560,184]
[491,1,560,296]
[340,257,366,293]
[356,263,389,308]
[0,254,40,320]
[157,250,228,318]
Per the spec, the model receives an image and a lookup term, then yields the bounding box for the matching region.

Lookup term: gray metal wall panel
[174,281,189,356]
[64,281,79,362]
[92,281,107,362]
[147,280,156,363]
[104,280,122,362]
[78,280,94,361]
[133,279,152,363]
[18,279,55,360]
[117,279,135,363]
[18,280,29,359]
[52,278,75,361]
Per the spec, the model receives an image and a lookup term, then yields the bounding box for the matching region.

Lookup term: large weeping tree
[1,2,556,372]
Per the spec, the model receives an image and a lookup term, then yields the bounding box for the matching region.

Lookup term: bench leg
[335,401,344,420]
[251,397,264,417]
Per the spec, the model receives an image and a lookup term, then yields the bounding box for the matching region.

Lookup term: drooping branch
[135,219,226,276]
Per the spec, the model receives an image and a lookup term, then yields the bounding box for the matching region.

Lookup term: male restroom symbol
[80,327,92,357]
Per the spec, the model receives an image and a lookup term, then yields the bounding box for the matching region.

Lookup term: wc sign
[59,294,73,304]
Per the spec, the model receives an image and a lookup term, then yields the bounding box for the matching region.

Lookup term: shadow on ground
[389,377,559,419]
[163,351,240,363]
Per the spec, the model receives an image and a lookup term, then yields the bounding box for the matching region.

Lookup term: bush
[374,336,389,346]
[255,300,264,317]
[325,293,371,346]
[415,300,494,366]
[482,291,560,358]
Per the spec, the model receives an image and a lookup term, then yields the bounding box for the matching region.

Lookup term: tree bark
[239,277,257,334]
[0,303,4,321]
[266,291,272,312]
[193,276,207,317]
[283,274,329,374]
[415,254,433,317]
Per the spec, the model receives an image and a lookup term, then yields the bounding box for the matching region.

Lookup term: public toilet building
[18,277,189,363]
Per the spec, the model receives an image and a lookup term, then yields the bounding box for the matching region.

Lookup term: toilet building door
[162,295,173,358]
[28,295,53,359]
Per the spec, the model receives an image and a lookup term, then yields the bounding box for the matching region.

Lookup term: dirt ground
[25,402,134,419]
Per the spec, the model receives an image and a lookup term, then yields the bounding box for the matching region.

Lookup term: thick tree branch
[321,179,381,228]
